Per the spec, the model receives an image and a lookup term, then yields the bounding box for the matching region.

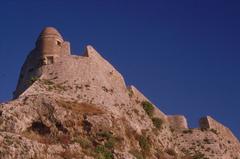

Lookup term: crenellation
[199,116,239,144]
[60,41,71,56]
[167,115,188,129]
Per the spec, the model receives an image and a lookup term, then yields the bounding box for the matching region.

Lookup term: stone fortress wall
[199,116,239,143]
[166,114,237,136]
[14,27,236,139]
[167,115,188,129]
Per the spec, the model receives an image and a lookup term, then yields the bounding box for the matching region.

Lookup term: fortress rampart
[199,116,239,142]
[167,115,188,129]
[13,28,237,144]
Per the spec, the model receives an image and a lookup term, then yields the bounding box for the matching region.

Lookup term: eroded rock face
[0,27,239,159]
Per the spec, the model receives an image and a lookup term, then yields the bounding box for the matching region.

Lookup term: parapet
[199,116,239,142]
[167,115,188,129]
[199,116,227,130]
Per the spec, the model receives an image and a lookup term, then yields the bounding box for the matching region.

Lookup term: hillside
[0,27,239,159]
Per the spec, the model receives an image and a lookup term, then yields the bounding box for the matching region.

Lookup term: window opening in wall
[57,40,61,46]
[46,56,54,64]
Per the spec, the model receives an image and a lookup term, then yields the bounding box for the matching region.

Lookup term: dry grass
[56,100,103,115]
[59,149,81,159]
[22,131,54,144]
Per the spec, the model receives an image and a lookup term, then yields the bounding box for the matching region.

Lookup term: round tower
[35,27,70,65]
[36,27,63,55]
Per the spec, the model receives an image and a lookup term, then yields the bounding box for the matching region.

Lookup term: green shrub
[139,135,150,152]
[151,117,163,129]
[141,101,154,117]
[104,137,116,149]
[97,131,112,139]
[95,145,106,153]
[95,145,113,159]
[94,131,119,159]
[74,137,93,149]
[42,79,54,85]
[30,76,38,84]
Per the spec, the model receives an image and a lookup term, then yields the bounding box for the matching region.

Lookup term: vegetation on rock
[141,101,154,117]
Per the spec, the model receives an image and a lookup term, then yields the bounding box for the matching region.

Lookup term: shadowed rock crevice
[30,121,50,135]
[55,122,68,134]
[82,115,93,135]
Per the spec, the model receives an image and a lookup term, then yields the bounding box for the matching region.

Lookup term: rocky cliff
[0,27,239,159]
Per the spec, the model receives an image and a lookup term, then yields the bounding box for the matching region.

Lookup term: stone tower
[13,27,71,98]
[36,27,70,65]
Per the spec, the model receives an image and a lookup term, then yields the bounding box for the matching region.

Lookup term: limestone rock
[0,27,239,159]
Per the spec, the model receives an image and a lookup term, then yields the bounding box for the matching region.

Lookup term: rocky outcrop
[0,27,239,159]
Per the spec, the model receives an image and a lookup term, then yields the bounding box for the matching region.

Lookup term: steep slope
[0,27,239,159]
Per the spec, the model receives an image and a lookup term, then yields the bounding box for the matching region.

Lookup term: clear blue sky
[0,0,239,138]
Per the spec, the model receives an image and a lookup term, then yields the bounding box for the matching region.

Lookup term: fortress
[0,27,238,159]
[14,27,234,132]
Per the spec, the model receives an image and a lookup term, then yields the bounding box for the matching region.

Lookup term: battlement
[199,116,236,136]
[199,116,239,144]
[167,115,188,129]
[166,114,238,139]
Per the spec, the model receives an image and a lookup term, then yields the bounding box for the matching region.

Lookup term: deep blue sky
[0,0,239,138]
